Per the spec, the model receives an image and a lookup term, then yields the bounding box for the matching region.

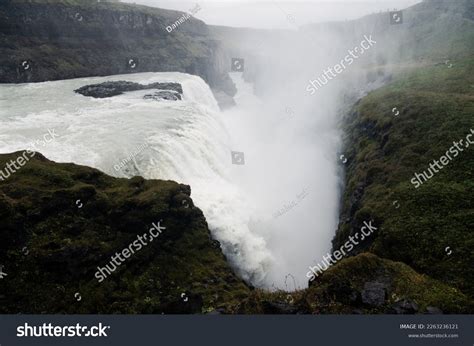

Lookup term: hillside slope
[0,0,236,100]
[0,152,249,313]
[333,58,474,299]
[1,152,470,314]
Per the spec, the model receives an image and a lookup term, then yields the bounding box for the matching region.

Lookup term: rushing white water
[0,72,273,286]
[0,68,364,289]
[223,72,343,290]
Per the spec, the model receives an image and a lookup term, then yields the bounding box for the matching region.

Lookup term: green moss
[0,152,249,313]
[237,253,472,314]
[335,58,474,299]
[303,253,472,314]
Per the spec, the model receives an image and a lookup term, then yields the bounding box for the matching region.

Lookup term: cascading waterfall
[0,67,368,289]
[0,72,273,287]
[222,72,343,290]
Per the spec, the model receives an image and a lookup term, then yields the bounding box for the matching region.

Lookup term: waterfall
[0,72,273,287]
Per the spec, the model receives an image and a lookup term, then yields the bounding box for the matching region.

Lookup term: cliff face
[0,152,249,314]
[0,0,235,101]
[333,57,474,301]
[2,152,470,314]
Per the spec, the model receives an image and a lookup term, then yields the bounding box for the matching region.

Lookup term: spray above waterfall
[0,16,391,288]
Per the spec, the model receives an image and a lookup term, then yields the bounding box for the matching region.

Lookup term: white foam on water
[0,72,273,286]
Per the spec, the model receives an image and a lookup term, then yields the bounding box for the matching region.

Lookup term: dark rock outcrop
[261,301,299,314]
[425,306,443,314]
[143,90,182,101]
[361,281,388,307]
[0,151,249,314]
[387,299,419,314]
[74,81,183,98]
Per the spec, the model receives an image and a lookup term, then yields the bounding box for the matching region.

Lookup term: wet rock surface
[425,306,443,314]
[387,299,419,314]
[74,81,183,98]
[361,281,388,307]
[143,90,182,101]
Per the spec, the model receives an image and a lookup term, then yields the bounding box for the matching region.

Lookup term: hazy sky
[123,0,422,29]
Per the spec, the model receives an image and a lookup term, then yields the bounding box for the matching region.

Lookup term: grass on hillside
[335,57,474,298]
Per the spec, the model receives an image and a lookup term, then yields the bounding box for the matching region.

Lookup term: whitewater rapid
[0,68,354,290]
[0,72,273,286]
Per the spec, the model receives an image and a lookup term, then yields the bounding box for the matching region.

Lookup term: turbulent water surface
[0,73,275,284]
[0,71,353,289]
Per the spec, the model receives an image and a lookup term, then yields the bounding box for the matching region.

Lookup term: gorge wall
[0,0,236,104]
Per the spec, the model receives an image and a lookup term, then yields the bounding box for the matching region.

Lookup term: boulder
[361,281,387,307]
[425,306,443,314]
[387,299,419,314]
[261,301,298,314]
[74,81,183,98]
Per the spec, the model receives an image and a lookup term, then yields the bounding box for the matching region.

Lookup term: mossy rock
[304,253,472,314]
[334,59,474,299]
[0,152,249,313]
[237,253,472,314]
